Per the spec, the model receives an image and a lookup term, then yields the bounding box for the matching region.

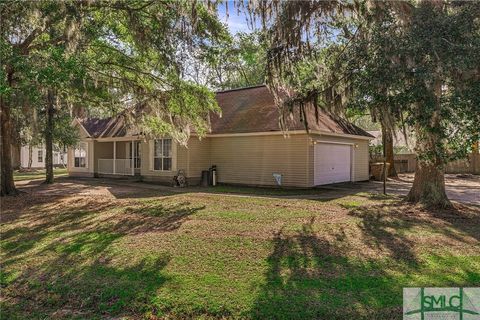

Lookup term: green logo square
[404,287,480,320]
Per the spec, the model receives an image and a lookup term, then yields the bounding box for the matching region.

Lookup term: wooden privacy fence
[371,153,480,174]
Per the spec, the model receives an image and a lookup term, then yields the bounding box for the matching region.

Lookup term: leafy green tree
[181,31,267,90]
[245,0,480,207]
[1,0,228,194]
[213,31,268,90]
[341,2,480,206]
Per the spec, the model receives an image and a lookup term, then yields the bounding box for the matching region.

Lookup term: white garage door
[314,143,352,185]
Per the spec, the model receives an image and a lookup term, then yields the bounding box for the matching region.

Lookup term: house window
[37,150,43,162]
[74,142,87,168]
[129,141,141,169]
[153,139,172,171]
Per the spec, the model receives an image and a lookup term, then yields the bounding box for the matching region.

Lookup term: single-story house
[68,85,373,187]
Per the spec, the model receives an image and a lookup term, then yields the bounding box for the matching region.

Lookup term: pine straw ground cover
[1,180,479,319]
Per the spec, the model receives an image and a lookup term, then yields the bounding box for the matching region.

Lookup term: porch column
[131,140,134,176]
[113,141,116,174]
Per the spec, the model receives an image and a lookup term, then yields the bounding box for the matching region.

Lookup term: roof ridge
[215,84,266,94]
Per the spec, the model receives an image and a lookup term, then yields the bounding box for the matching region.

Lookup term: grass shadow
[1,251,170,319]
[250,202,480,319]
[0,195,204,318]
[250,219,405,319]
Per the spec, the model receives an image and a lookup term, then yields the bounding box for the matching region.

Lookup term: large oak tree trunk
[44,90,55,184]
[406,158,450,208]
[0,69,18,196]
[407,83,450,208]
[381,124,397,177]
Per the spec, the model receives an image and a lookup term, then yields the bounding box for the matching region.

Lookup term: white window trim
[153,138,172,171]
[150,138,176,172]
[73,142,88,168]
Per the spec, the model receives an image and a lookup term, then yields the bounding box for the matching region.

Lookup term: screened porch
[95,140,141,176]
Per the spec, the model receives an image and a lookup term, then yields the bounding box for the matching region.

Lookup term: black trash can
[201,170,209,187]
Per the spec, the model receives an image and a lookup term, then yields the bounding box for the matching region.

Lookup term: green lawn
[1,181,479,319]
[13,168,68,181]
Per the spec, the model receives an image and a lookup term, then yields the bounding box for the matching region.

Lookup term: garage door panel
[314,144,351,185]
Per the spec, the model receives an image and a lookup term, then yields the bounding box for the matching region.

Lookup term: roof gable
[72,118,93,138]
[80,118,112,137]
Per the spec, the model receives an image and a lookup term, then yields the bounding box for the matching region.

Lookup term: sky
[216,2,342,44]
[217,1,255,35]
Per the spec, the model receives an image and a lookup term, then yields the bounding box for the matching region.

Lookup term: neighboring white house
[20,145,67,169]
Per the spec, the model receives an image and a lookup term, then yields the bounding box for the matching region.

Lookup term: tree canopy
[1,0,230,194]
[243,0,480,207]
[2,0,479,206]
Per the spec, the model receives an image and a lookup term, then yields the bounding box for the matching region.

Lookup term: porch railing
[98,159,134,176]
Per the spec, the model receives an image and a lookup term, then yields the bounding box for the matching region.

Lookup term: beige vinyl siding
[185,137,211,178]
[92,132,369,187]
[67,140,94,176]
[140,139,177,181]
[140,137,210,183]
[113,141,128,159]
[140,140,151,176]
[208,134,310,187]
[353,139,369,181]
[176,144,189,174]
[93,141,113,174]
[307,134,370,186]
[68,123,94,176]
